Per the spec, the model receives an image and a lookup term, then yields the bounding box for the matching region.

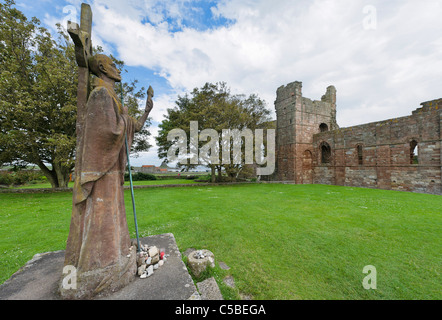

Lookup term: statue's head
[88,54,121,82]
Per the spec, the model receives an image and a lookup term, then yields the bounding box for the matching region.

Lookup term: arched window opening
[357,145,363,165]
[320,142,331,164]
[410,140,418,164]
[303,150,312,160]
[319,123,329,132]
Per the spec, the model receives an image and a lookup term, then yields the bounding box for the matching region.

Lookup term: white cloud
[86,0,442,129]
[148,92,176,123]
[41,0,442,164]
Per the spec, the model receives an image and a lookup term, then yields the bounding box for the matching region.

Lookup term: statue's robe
[61,79,138,299]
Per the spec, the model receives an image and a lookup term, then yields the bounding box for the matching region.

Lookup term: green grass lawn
[0,184,440,299]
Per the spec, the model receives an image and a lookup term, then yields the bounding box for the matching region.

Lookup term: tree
[0,0,77,188]
[0,0,151,188]
[156,82,272,182]
[114,71,152,156]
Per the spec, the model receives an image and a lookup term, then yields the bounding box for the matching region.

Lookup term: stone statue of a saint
[60,54,153,299]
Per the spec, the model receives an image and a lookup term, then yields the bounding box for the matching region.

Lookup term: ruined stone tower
[274,80,442,195]
[275,81,338,183]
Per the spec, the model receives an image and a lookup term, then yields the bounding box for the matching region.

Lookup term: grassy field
[0,183,440,299]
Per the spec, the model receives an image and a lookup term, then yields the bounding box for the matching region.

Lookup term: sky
[15,0,442,166]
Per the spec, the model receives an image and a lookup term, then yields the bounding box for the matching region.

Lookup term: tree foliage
[0,0,151,188]
[114,73,152,157]
[156,82,273,182]
[0,0,77,188]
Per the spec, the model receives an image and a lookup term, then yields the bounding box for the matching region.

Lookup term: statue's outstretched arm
[135,91,153,132]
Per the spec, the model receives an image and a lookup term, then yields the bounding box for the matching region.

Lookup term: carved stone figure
[60,54,153,299]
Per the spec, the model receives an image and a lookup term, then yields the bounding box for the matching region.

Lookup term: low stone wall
[0,182,255,194]
[0,187,72,194]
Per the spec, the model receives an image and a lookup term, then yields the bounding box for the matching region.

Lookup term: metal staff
[120,82,141,253]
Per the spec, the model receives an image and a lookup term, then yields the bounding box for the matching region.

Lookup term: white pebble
[146,265,154,277]
[149,246,159,257]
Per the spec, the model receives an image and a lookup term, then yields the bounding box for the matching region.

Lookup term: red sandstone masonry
[274,81,442,195]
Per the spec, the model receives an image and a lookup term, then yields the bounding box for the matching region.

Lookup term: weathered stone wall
[275,81,337,183]
[274,81,442,195]
[274,82,300,181]
[312,100,442,194]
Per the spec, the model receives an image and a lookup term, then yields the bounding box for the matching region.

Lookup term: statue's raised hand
[145,85,154,113]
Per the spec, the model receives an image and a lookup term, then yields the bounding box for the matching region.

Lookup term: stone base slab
[0,233,200,300]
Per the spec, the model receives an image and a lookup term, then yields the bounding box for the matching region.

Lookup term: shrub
[12,171,44,185]
[194,174,211,183]
[0,172,13,186]
[124,172,157,181]
[136,172,157,181]
[0,170,46,186]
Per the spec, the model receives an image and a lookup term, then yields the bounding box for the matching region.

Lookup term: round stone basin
[187,249,215,278]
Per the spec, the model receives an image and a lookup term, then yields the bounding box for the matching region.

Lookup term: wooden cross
[67,3,92,194]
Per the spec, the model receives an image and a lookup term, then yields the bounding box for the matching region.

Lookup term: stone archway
[302,150,313,184]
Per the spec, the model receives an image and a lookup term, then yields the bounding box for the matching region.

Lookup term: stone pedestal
[186,249,215,278]
[0,234,200,300]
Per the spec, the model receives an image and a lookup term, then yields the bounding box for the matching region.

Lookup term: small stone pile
[136,243,168,279]
[193,250,207,259]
